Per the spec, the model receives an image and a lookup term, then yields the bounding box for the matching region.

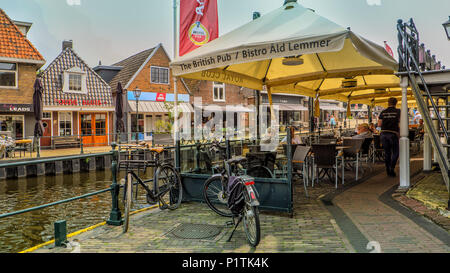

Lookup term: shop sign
[55,99,106,106]
[0,104,32,112]
[156,93,167,102]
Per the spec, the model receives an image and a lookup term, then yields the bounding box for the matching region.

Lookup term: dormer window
[63,67,87,94]
[69,73,82,91]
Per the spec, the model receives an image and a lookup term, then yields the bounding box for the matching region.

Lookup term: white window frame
[63,67,87,94]
[213,82,225,102]
[58,111,73,136]
[0,62,18,89]
[43,112,52,120]
[150,66,169,85]
[0,114,24,139]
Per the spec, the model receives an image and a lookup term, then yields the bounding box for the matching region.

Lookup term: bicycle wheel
[203,176,233,217]
[123,172,133,233]
[243,203,260,247]
[156,164,182,210]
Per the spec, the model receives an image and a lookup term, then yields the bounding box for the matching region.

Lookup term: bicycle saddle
[226,156,247,165]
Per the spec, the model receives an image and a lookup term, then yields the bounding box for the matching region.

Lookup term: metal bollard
[54,220,67,247]
[107,143,123,226]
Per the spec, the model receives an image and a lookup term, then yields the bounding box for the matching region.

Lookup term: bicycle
[119,144,183,233]
[202,141,261,247]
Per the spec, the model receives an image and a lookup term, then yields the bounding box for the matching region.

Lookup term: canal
[0,169,154,253]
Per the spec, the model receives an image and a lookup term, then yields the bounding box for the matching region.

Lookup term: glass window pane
[0,72,16,87]
[0,63,16,70]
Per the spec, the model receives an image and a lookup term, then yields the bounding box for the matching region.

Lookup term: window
[150,66,169,84]
[81,114,92,136]
[63,67,87,94]
[43,112,51,119]
[59,112,72,136]
[0,115,23,139]
[68,74,82,91]
[95,114,106,136]
[213,82,225,102]
[0,63,17,88]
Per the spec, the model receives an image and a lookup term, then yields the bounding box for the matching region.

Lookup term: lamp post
[133,87,142,144]
[443,16,450,40]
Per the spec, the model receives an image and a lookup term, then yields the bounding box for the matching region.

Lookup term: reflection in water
[0,170,153,253]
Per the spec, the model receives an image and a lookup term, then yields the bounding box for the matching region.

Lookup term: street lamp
[133,87,142,144]
[443,16,450,40]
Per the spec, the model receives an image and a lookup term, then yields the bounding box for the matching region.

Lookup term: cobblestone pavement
[33,178,352,253]
[31,157,450,253]
[406,172,449,214]
[333,159,450,253]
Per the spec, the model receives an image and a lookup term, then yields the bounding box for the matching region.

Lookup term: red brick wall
[192,81,253,106]
[128,47,189,96]
[0,63,37,104]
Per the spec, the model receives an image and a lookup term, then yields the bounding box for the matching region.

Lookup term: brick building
[0,9,45,139]
[40,41,114,147]
[94,43,192,141]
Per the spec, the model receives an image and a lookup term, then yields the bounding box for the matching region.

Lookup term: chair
[342,138,364,181]
[311,144,340,188]
[360,137,374,165]
[408,130,421,153]
[373,135,384,162]
[292,145,311,197]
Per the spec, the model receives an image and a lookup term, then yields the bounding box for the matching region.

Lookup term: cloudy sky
[1,0,449,68]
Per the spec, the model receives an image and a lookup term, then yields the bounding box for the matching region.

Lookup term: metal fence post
[226,139,231,160]
[287,128,293,214]
[175,139,181,172]
[107,143,123,226]
[80,136,84,154]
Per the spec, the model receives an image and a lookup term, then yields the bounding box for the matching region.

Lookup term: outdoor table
[15,139,33,157]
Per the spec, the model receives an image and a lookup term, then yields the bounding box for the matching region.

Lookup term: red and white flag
[384,41,394,58]
[179,0,218,57]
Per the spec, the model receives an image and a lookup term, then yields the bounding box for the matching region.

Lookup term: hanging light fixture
[282,55,304,66]
[342,77,357,88]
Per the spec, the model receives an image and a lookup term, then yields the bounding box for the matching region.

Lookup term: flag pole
[173,0,180,169]
[173,0,179,140]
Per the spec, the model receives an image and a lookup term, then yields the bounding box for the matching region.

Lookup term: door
[80,114,93,147]
[145,115,153,140]
[94,113,107,146]
[80,113,108,147]
[41,119,52,147]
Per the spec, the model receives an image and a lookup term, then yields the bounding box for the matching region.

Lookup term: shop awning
[195,105,254,113]
[262,103,307,111]
[128,101,194,113]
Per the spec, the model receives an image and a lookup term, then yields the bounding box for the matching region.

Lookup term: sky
[1,0,449,69]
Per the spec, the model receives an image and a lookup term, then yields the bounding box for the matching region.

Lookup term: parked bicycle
[119,144,183,233]
[202,140,261,247]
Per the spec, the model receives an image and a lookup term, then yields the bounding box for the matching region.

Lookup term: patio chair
[408,130,421,154]
[292,145,311,197]
[311,144,340,188]
[373,135,384,162]
[342,138,364,181]
[359,137,374,171]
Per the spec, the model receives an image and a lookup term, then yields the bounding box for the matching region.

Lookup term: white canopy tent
[171,0,399,107]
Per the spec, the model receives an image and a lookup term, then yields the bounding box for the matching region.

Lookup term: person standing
[378,98,401,177]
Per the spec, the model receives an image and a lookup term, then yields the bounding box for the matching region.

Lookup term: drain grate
[166,223,223,240]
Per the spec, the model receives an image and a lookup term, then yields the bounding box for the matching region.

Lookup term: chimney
[62,40,73,51]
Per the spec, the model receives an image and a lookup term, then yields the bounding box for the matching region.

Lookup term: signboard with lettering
[0,104,33,112]
[54,99,106,106]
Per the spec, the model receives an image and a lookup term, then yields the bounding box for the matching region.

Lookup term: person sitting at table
[281,126,302,144]
[415,119,424,140]
[352,123,373,139]
[368,123,377,134]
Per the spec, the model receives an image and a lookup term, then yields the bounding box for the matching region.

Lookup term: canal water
[0,170,154,253]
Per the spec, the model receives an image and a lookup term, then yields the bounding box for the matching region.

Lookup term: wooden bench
[53,136,81,149]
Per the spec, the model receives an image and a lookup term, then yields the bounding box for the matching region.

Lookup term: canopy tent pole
[399,76,410,190]
[267,87,277,130]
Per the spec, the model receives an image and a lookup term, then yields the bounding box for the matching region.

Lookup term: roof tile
[0,8,44,62]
